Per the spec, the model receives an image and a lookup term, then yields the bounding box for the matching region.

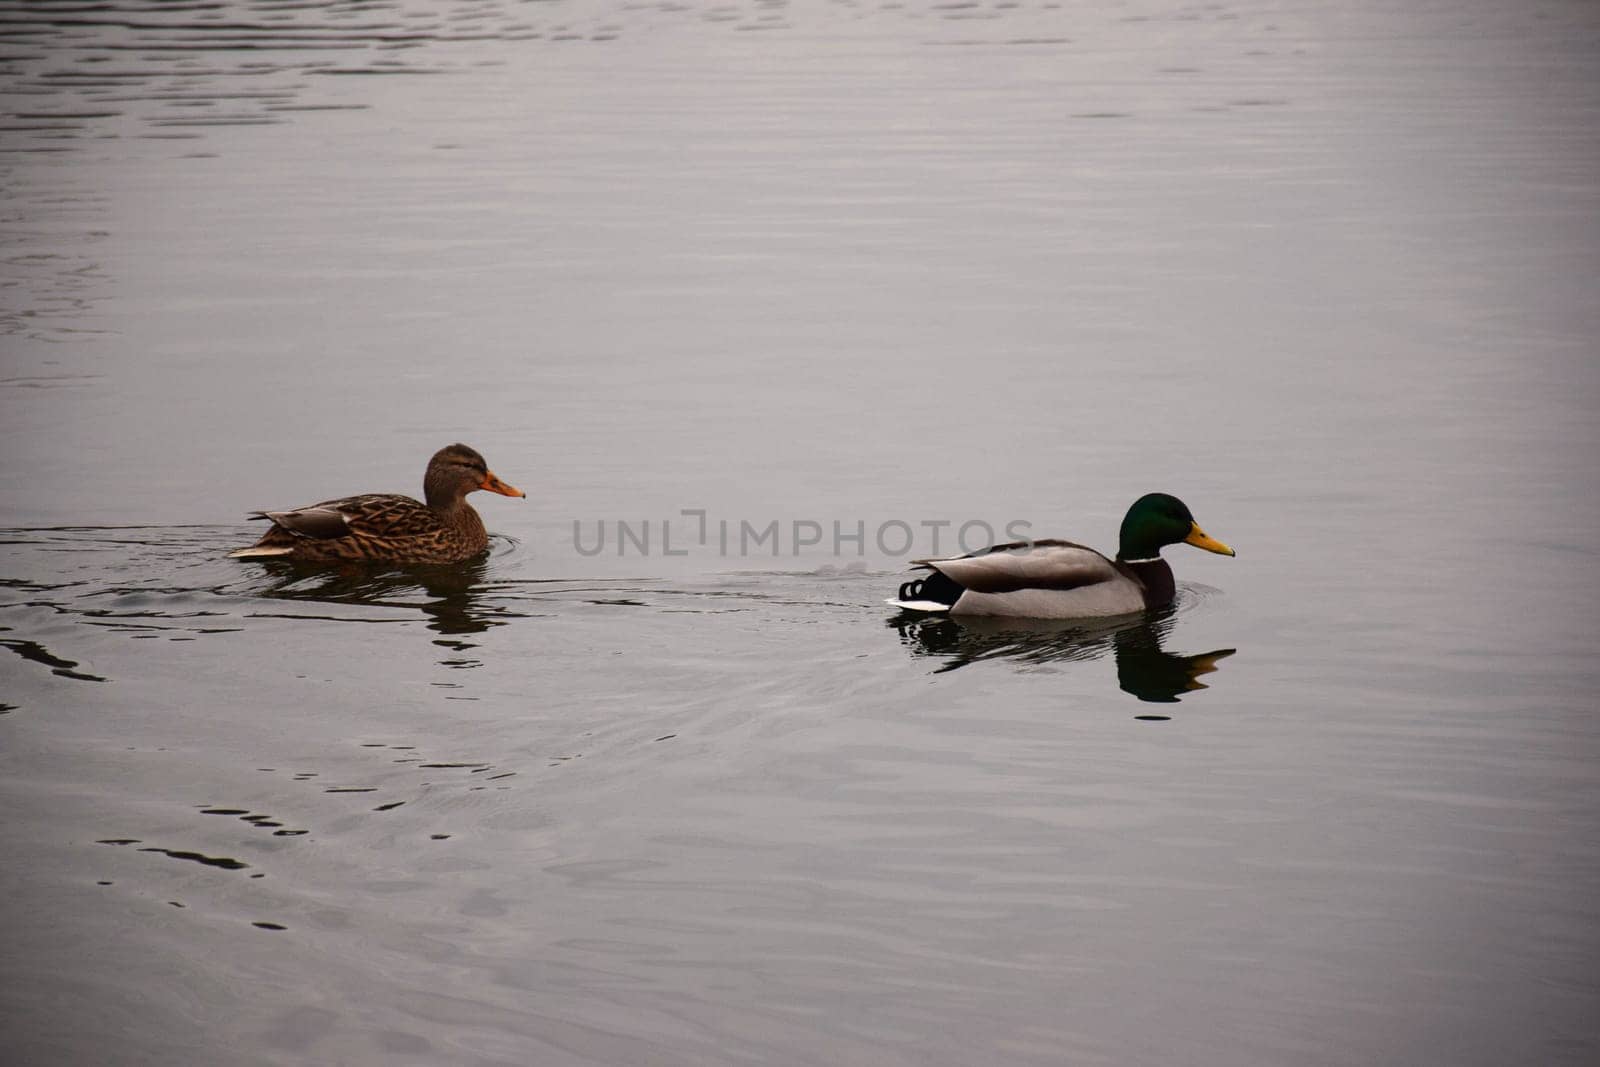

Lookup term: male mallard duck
[888,493,1233,619]
[228,443,525,564]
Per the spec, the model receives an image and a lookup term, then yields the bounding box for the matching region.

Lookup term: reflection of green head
[1117,493,1235,562]
[1113,618,1237,703]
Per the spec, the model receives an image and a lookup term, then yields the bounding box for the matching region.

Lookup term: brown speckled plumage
[229,444,525,565]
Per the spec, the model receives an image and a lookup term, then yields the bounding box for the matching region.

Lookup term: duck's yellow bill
[481,471,526,498]
[1184,524,1235,556]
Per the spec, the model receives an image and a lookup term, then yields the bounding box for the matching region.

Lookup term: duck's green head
[1118,493,1236,562]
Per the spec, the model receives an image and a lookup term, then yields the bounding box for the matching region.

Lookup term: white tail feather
[884,598,951,613]
[228,546,295,559]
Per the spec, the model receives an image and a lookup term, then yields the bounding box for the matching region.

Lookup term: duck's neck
[454,501,486,541]
[427,488,482,530]
[1121,557,1176,609]
[432,490,478,518]
[426,488,461,511]
[1116,534,1167,564]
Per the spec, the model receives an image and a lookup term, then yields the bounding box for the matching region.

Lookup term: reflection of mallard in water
[249,555,507,638]
[1108,619,1234,703]
[890,606,1234,702]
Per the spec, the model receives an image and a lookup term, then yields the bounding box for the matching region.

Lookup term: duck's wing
[252,493,431,541]
[252,506,354,540]
[917,539,1120,593]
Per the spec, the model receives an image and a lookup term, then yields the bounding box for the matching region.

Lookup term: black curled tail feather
[897,569,965,608]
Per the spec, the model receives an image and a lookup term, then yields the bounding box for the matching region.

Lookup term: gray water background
[3,1,1598,1064]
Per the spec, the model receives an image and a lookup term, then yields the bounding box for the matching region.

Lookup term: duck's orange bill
[480,471,526,498]
[1184,524,1235,557]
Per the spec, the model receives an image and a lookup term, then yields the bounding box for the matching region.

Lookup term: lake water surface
[3,1,1598,1064]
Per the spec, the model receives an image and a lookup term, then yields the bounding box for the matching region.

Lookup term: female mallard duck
[229,443,525,564]
[889,493,1234,619]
